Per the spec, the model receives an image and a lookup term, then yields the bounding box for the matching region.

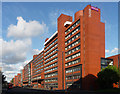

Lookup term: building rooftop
[44,31,58,46]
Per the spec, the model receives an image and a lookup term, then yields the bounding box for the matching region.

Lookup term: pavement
[1,87,120,94]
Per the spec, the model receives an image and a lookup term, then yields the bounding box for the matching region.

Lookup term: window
[65,39,80,50]
[44,62,58,70]
[65,52,80,61]
[45,53,57,62]
[65,58,80,67]
[45,57,58,66]
[65,26,80,39]
[45,78,58,82]
[45,72,58,78]
[44,48,58,58]
[66,75,81,80]
[45,83,58,88]
[65,65,81,73]
[65,20,80,34]
[33,58,44,65]
[44,39,58,51]
[45,67,58,73]
[45,44,58,55]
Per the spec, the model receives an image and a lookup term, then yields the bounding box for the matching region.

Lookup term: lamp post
[57,50,64,90]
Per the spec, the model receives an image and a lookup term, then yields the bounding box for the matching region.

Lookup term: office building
[12,5,106,90]
[22,62,32,86]
[31,49,44,88]
[13,73,21,87]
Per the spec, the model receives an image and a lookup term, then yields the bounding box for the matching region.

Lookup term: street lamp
[57,49,64,90]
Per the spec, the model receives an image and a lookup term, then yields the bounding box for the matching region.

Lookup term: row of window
[44,39,58,51]
[66,75,81,80]
[44,48,58,58]
[24,71,30,75]
[36,55,43,60]
[65,33,80,45]
[34,65,43,70]
[33,71,42,76]
[44,62,58,70]
[38,52,44,57]
[33,58,44,66]
[45,83,58,88]
[36,68,43,73]
[24,73,29,76]
[45,72,58,78]
[45,67,58,73]
[45,53,57,62]
[65,39,80,50]
[24,72,29,75]
[65,20,80,34]
[32,72,41,76]
[24,64,29,70]
[24,68,30,75]
[24,66,28,70]
[34,62,43,67]
[45,83,58,86]
[65,46,80,56]
[36,54,43,60]
[45,78,58,82]
[44,44,58,55]
[45,57,58,66]
[65,52,80,61]
[66,66,81,73]
[33,55,43,64]
[65,58,80,67]
[24,74,29,78]
[32,76,41,80]
[34,52,43,61]
[65,26,80,40]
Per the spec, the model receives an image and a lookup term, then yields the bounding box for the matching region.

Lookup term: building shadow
[67,74,98,91]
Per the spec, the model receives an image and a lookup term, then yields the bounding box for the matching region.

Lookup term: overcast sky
[1,2,118,82]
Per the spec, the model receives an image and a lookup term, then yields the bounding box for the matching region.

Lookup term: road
[1,87,120,94]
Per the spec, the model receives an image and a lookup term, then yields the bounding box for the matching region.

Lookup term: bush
[97,65,120,89]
